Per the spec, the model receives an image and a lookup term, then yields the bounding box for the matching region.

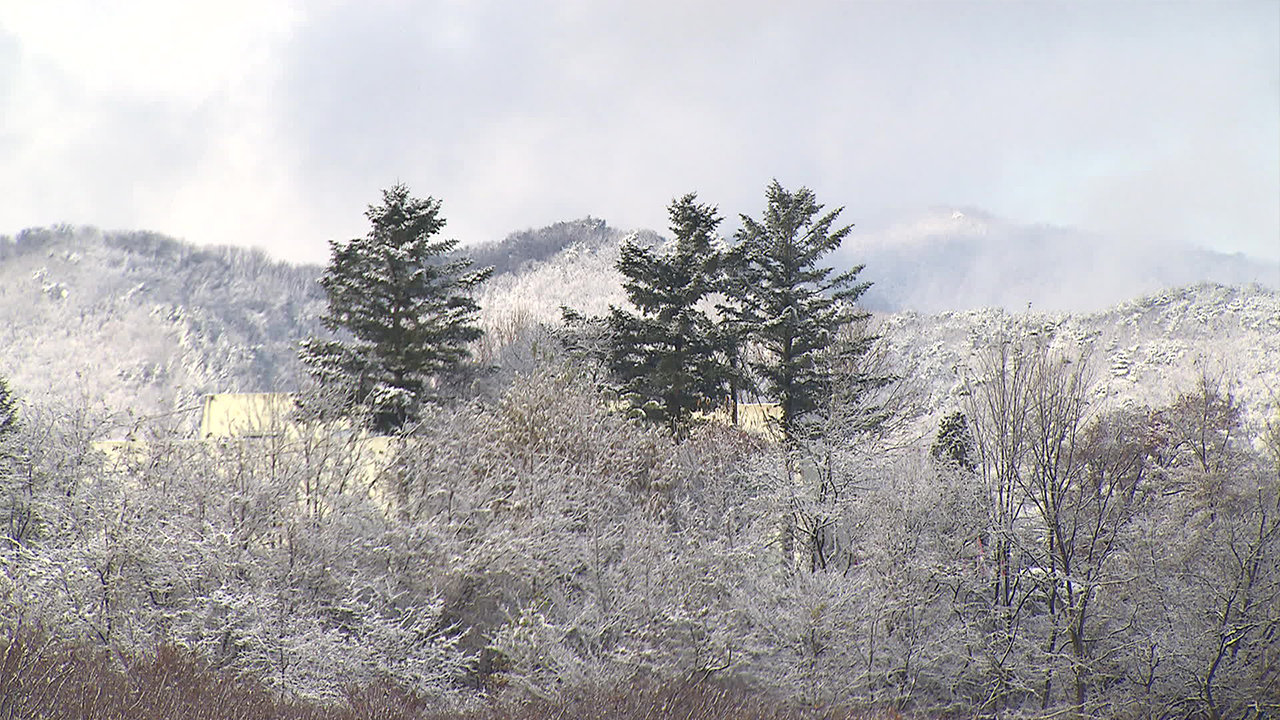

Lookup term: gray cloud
[2,0,1276,264]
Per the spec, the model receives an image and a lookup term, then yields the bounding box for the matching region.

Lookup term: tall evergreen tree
[0,375,17,441]
[726,180,872,445]
[300,184,492,432]
[604,194,734,437]
[932,410,977,471]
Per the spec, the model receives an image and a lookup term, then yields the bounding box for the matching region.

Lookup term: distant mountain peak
[854,206,998,250]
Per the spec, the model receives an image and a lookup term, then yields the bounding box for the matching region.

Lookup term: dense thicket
[2,324,1276,717]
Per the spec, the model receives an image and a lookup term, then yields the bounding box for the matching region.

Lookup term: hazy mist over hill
[835,208,1279,313]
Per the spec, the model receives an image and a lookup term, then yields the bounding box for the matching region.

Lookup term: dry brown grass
[438,682,908,720]
[0,626,912,720]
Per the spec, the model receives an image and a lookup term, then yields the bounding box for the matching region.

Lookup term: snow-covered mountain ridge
[0,226,323,419]
[879,282,1279,432]
[2,221,1275,432]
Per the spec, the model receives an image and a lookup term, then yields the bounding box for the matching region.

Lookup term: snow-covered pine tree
[300,185,493,432]
[725,180,873,446]
[931,410,977,471]
[605,194,736,437]
[0,375,16,440]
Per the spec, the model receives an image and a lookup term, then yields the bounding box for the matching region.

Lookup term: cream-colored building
[93,393,399,515]
[199,392,298,439]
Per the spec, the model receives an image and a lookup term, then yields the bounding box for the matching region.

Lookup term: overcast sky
[2,0,1277,264]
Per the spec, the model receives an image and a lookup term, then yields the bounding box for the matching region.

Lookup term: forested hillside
[4,334,1277,718]
[3,217,1274,426]
[0,226,324,427]
[882,282,1280,433]
[1,215,1277,718]
[0,221,652,424]
[471,223,1280,434]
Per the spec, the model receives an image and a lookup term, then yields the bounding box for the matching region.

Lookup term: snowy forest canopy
[1,190,1278,717]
